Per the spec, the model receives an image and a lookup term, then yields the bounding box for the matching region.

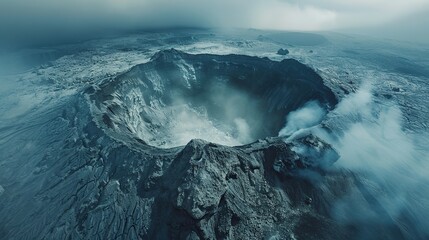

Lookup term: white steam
[134,103,254,148]
[233,118,252,144]
[169,107,253,147]
[278,101,326,137]
[279,82,429,236]
[336,106,414,171]
[168,105,242,147]
[334,81,372,116]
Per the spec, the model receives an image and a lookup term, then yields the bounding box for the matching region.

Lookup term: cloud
[0,0,336,32]
[1,0,428,46]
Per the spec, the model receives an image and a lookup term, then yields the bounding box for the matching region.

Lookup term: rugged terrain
[1,34,427,239]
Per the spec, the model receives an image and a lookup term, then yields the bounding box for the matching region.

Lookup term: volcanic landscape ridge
[0,49,414,239]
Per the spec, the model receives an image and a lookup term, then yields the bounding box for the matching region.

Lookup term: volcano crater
[89,49,337,148]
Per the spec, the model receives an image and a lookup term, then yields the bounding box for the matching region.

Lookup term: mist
[278,101,326,137]
[280,82,429,237]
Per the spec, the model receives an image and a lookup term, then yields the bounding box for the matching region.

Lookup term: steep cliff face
[0,51,405,240]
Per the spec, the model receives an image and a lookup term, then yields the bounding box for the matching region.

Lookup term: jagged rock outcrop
[139,136,352,239]
[277,48,290,55]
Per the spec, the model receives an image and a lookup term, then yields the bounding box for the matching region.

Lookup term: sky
[1,0,429,45]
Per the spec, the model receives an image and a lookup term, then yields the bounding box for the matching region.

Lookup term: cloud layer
[1,0,428,45]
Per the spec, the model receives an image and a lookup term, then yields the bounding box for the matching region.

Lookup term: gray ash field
[0,30,429,239]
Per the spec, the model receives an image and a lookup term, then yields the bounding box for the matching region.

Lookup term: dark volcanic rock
[140,136,348,239]
[277,48,290,55]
